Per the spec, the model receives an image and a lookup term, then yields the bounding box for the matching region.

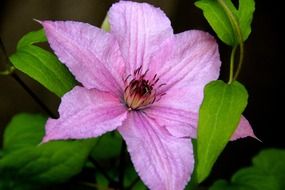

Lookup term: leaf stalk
[217,0,245,82]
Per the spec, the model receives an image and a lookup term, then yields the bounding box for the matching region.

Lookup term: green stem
[1,38,15,76]
[233,40,244,80]
[118,140,126,189]
[12,73,57,118]
[0,66,15,75]
[88,156,116,184]
[79,181,98,188]
[79,181,114,190]
[126,176,140,190]
[218,0,244,81]
[0,37,56,118]
[228,45,237,84]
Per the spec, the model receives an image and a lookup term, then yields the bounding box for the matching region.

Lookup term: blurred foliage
[0,113,96,189]
[90,132,121,160]
[210,149,285,190]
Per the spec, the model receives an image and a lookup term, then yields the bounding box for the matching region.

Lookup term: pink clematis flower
[41,1,256,189]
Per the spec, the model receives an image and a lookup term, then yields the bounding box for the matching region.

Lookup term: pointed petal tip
[41,135,53,143]
[252,135,262,143]
[231,116,261,142]
[33,18,43,24]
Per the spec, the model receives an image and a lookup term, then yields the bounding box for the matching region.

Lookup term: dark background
[1,0,284,186]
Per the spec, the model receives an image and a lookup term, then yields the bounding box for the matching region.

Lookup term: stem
[233,40,244,80]
[0,37,55,118]
[79,181,114,190]
[79,181,99,188]
[217,0,245,81]
[0,38,9,63]
[88,156,116,184]
[12,73,56,118]
[0,38,15,75]
[118,140,127,189]
[0,66,15,75]
[228,45,237,84]
[126,176,140,190]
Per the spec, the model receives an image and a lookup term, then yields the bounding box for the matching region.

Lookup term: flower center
[124,66,163,110]
[124,78,156,110]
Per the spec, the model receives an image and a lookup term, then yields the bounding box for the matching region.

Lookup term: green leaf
[3,113,45,151]
[209,179,247,190]
[210,149,285,190]
[195,0,255,46]
[237,0,255,42]
[124,165,146,190]
[17,29,47,49]
[95,172,109,188]
[196,80,248,182]
[195,0,236,45]
[9,29,76,97]
[210,180,237,190]
[0,113,96,189]
[90,132,121,160]
[101,16,110,32]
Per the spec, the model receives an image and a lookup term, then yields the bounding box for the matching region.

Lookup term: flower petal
[145,105,198,138]
[43,86,127,142]
[157,113,257,141]
[156,30,221,113]
[231,116,259,141]
[109,1,173,74]
[42,21,125,95]
[118,112,194,190]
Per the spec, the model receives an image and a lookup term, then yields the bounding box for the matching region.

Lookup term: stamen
[151,96,156,104]
[134,65,142,76]
[124,74,132,83]
[158,83,166,88]
[124,66,166,110]
[153,77,159,85]
[141,69,149,78]
[152,74,157,81]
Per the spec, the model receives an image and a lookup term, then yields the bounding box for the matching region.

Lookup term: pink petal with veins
[109,1,174,74]
[145,105,198,138]
[42,21,125,96]
[118,112,194,190]
[43,86,127,142]
[155,30,221,113]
